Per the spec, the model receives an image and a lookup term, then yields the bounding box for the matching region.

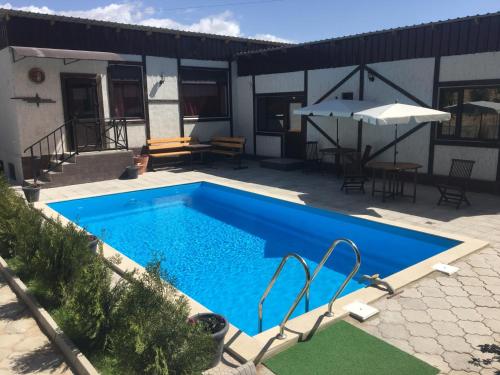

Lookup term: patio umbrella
[352,103,451,164]
[294,99,379,145]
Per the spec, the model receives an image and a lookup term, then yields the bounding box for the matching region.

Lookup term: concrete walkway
[0,274,72,375]
[37,162,500,374]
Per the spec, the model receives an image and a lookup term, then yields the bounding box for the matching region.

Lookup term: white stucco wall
[232,73,254,154]
[256,135,281,157]
[306,66,360,151]
[0,48,23,183]
[255,71,304,94]
[183,121,230,142]
[440,51,500,82]
[146,56,180,139]
[433,146,498,181]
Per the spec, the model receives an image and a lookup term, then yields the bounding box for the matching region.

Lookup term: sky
[0,1,499,43]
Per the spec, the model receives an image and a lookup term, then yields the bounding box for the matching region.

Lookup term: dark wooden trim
[315,66,361,104]
[433,139,500,148]
[252,75,256,155]
[428,56,441,175]
[438,78,500,87]
[255,131,285,137]
[303,69,308,150]
[228,60,234,136]
[255,91,306,98]
[357,64,365,152]
[497,148,500,182]
[179,65,230,72]
[306,117,339,147]
[141,55,151,140]
[148,99,179,104]
[366,122,430,162]
[365,65,429,107]
[176,57,184,137]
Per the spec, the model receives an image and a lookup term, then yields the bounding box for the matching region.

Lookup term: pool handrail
[258,252,311,337]
[260,238,361,339]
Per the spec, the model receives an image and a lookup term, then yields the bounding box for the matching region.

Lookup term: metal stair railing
[258,253,311,339]
[258,238,361,339]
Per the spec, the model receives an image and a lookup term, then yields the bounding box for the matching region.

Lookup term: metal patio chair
[436,159,475,209]
[303,141,321,172]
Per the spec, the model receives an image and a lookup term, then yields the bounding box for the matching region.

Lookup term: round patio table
[367,161,422,203]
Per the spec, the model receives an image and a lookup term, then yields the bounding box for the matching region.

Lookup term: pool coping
[35,179,489,363]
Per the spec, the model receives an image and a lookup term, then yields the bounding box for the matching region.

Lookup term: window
[438,85,500,141]
[180,68,228,119]
[257,95,304,133]
[108,65,145,119]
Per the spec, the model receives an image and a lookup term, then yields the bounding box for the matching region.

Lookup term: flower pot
[22,185,40,203]
[190,313,229,369]
[87,235,99,252]
[126,165,139,179]
[133,155,149,175]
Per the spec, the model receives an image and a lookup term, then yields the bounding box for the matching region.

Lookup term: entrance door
[284,100,306,159]
[62,75,102,151]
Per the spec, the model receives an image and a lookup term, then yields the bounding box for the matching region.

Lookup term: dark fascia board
[0,8,289,48]
[236,11,500,57]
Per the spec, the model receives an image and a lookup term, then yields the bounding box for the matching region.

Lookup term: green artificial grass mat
[264,321,439,375]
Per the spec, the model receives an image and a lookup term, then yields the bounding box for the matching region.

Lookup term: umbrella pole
[336,118,339,147]
[393,124,398,165]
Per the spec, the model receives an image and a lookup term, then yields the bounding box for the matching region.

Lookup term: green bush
[0,177,214,374]
[109,261,212,375]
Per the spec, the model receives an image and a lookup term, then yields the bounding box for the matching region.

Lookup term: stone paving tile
[0,275,72,375]
[36,163,500,374]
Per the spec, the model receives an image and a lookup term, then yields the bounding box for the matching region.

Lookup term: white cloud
[0,2,291,42]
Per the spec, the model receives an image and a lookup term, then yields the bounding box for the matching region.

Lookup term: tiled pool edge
[35,180,489,363]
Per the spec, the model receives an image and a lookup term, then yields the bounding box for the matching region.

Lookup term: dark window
[8,163,15,181]
[438,85,500,141]
[180,68,228,119]
[257,95,304,133]
[108,65,144,119]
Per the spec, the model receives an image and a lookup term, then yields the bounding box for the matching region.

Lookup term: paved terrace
[35,162,500,375]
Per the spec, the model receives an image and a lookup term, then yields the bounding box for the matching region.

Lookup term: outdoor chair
[341,153,366,194]
[436,159,475,209]
[303,141,321,172]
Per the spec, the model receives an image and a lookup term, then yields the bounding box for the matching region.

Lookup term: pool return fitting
[362,274,401,298]
[258,238,361,339]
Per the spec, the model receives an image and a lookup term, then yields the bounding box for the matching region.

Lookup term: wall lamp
[159,73,165,86]
[368,72,375,82]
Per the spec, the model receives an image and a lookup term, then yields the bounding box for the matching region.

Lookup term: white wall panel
[232,73,254,154]
[255,71,304,94]
[183,121,230,142]
[256,135,281,157]
[433,146,498,181]
[440,52,500,82]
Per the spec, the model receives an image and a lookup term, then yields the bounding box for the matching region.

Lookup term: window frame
[107,63,146,121]
[255,92,306,135]
[179,66,230,121]
[436,81,500,147]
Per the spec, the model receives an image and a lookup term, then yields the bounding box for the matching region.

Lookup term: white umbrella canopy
[294,99,380,118]
[352,103,451,164]
[352,102,451,125]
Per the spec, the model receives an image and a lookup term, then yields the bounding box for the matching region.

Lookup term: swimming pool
[49,182,461,336]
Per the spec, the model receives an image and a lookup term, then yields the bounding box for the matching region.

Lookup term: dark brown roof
[0,8,288,61]
[236,11,500,75]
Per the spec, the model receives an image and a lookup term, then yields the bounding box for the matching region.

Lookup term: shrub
[110,261,213,375]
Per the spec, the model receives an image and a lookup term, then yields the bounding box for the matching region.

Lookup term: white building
[0,9,499,193]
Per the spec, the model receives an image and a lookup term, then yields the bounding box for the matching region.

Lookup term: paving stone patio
[33,162,500,374]
[0,274,72,375]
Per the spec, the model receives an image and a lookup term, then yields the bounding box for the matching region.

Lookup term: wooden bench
[210,136,247,169]
[147,137,198,170]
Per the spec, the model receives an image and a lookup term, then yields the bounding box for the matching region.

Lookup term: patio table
[367,161,422,203]
[185,144,213,166]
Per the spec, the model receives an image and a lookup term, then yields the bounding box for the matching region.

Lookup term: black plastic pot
[87,235,99,252]
[126,165,139,179]
[22,185,40,203]
[190,313,229,368]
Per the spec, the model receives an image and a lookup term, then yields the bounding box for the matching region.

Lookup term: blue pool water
[49,182,460,336]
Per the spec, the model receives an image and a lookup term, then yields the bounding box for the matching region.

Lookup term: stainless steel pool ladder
[258,238,361,339]
[258,253,311,339]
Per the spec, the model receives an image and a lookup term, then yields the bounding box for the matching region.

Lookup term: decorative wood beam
[428,56,441,175]
[314,65,361,104]
[306,117,339,148]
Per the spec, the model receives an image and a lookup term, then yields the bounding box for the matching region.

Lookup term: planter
[190,313,229,368]
[22,185,40,203]
[87,235,99,252]
[133,155,149,175]
[126,165,139,179]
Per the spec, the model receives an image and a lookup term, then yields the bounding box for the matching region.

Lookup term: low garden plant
[0,177,212,374]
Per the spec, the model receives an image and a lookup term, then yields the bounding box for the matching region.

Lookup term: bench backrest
[211,136,246,153]
[147,137,198,152]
